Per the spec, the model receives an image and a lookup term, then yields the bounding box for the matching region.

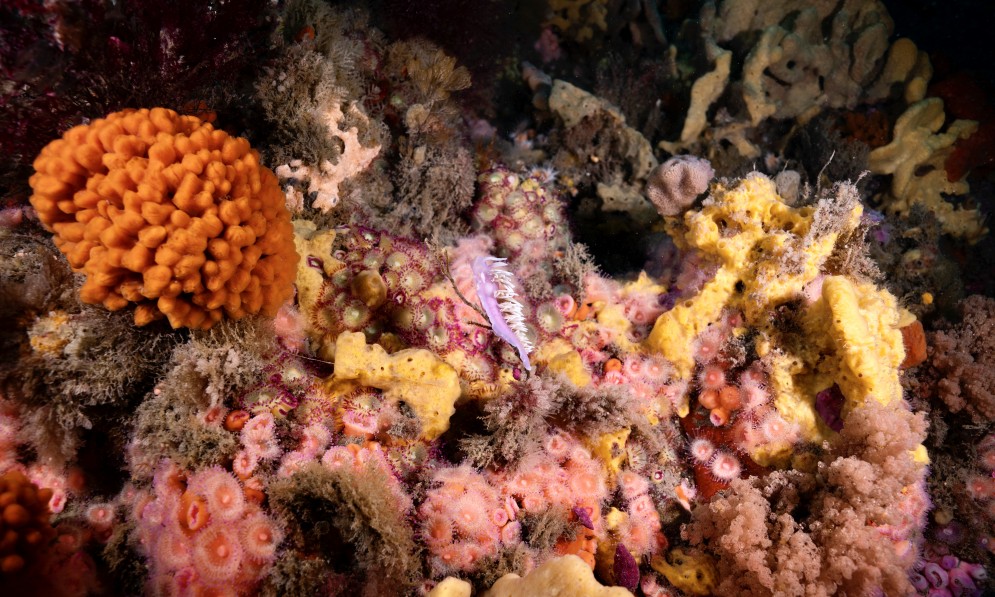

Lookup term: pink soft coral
[683,400,928,596]
[924,295,995,422]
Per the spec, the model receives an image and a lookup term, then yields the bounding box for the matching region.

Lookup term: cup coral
[29,107,299,329]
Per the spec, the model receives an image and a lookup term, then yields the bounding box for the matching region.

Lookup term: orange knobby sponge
[29,108,299,329]
[0,470,55,575]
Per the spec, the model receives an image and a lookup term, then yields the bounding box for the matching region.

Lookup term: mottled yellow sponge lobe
[331,332,461,440]
[768,275,907,444]
[643,172,914,448]
[819,276,905,406]
[645,173,859,379]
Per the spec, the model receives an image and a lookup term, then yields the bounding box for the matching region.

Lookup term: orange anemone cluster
[0,470,55,575]
[29,108,299,329]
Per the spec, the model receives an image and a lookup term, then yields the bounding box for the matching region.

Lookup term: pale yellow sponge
[292,220,342,346]
[650,549,716,596]
[868,98,984,241]
[588,428,630,486]
[331,332,461,440]
[537,338,593,388]
[428,577,472,597]
[483,554,633,597]
[646,173,859,382]
[642,172,912,450]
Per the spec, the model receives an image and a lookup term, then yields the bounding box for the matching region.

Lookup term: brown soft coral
[683,400,927,596]
[29,108,298,329]
[925,295,995,422]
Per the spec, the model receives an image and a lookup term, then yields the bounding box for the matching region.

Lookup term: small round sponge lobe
[29,107,299,329]
[645,155,714,217]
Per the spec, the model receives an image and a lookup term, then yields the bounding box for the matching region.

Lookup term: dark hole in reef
[438,398,488,462]
[791,502,812,525]
[741,329,760,361]
[572,209,666,276]
[294,497,355,573]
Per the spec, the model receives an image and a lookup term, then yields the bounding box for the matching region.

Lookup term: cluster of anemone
[950,432,995,555]
[84,501,117,541]
[419,433,610,574]
[419,466,510,574]
[452,168,577,373]
[877,478,932,559]
[23,464,71,516]
[599,354,678,411]
[675,310,807,497]
[319,442,413,511]
[2,399,72,516]
[311,228,496,364]
[532,293,575,337]
[725,365,800,458]
[236,355,322,420]
[333,388,389,439]
[222,351,422,509]
[515,271,671,379]
[965,434,995,507]
[506,433,609,517]
[470,166,569,279]
[687,436,742,484]
[314,226,438,336]
[688,310,741,364]
[299,172,586,395]
[274,423,332,478]
[694,323,789,430]
[616,471,665,558]
[0,400,20,473]
[237,412,283,466]
[311,226,518,387]
[560,273,655,364]
[126,461,283,594]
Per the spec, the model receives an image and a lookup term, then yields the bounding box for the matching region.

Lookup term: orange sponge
[0,470,55,575]
[29,108,299,329]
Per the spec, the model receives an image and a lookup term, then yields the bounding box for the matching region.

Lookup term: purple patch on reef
[935,521,965,545]
[613,543,639,590]
[572,506,594,530]
[306,256,323,270]
[658,291,677,312]
[815,385,845,432]
[862,209,890,244]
